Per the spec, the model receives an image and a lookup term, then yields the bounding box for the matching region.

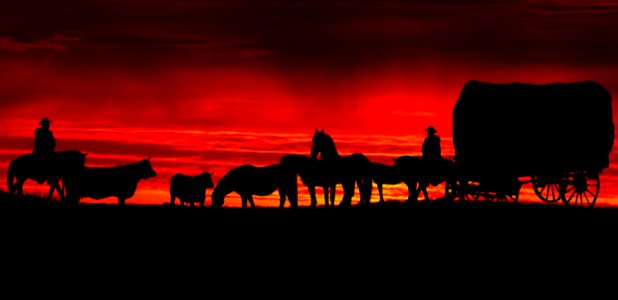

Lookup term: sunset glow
[1,0,617,207]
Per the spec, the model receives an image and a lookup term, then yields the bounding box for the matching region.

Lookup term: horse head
[311,128,330,159]
[211,185,224,208]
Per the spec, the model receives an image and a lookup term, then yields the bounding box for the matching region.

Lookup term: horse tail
[7,160,16,194]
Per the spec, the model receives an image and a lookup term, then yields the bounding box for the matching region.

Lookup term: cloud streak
[0,33,80,52]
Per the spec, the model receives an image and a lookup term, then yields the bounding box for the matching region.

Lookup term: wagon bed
[452,80,614,207]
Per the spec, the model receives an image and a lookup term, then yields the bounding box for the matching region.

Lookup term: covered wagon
[453,80,614,207]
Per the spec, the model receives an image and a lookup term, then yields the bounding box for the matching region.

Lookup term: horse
[7,150,87,201]
[64,158,157,205]
[170,172,215,207]
[392,155,457,202]
[279,153,336,207]
[211,164,285,208]
[310,129,372,206]
[370,161,419,203]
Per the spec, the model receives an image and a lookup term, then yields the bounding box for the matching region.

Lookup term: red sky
[1,0,617,207]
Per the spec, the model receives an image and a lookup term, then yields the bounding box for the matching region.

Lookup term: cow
[64,158,157,205]
[170,172,214,207]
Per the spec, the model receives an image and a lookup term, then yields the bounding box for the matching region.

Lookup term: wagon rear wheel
[532,176,563,203]
[561,172,600,208]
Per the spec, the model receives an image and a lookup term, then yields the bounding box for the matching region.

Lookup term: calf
[170,172,215,207]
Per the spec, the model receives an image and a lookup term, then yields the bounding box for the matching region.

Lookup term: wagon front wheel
[532,176,563,203]
[561,172,600,208]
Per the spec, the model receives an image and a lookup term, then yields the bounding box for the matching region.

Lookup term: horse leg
[355,180,364,205]
[329,184,336,206]
[308,185,317,207]
[17,179,25,198]
[422,187,430,201]
[171,195,176,206]
[340,180,354,207]
[190,201,195,208]
[322,186,329,206]
[55,181,65,202]
[417,181,430,201]
[247,195,255,208]
[118,197,125,206]
[360,177,372,205]
[47,183,56,202]
[404,178,418,203]
[278,189,286,208]
[377,183,384,203]
[357,179,368,206]
[241,195,247,209]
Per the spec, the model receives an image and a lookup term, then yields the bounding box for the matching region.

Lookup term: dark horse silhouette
[7,150,87,201]
[311,129,372,206]
[64,158,157,205]
[211,164,285,208]
[370,161,422,203]
[279,153,335,207]
[393,155,457,202]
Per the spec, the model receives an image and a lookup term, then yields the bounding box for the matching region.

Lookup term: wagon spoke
[567,190,576,203]
[579,193,584,207]
[584,190,595,199]
[538,184,547,195]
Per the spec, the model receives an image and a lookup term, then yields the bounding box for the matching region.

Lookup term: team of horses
[209,129,456,208]
[6,129,455,207]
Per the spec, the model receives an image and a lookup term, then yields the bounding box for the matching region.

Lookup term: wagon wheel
[531,175,563,203]
[561,172,600,208]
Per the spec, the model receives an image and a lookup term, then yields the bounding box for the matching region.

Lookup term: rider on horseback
[422,126,441,160]
[422,125,442,189]
[34,117,56,156]
[33,117,56,182]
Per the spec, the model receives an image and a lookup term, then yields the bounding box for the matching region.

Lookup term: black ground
[2,191,617,295]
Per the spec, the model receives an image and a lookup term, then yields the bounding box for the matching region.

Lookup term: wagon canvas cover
[453,80,614,177]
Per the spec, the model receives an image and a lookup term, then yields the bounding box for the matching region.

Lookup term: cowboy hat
[425,126,437,133]
[39,117,52,125]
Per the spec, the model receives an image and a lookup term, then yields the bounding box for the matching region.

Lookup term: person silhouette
[422,126,441,160]
[33,117,56,156]
[418,126,442,200]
